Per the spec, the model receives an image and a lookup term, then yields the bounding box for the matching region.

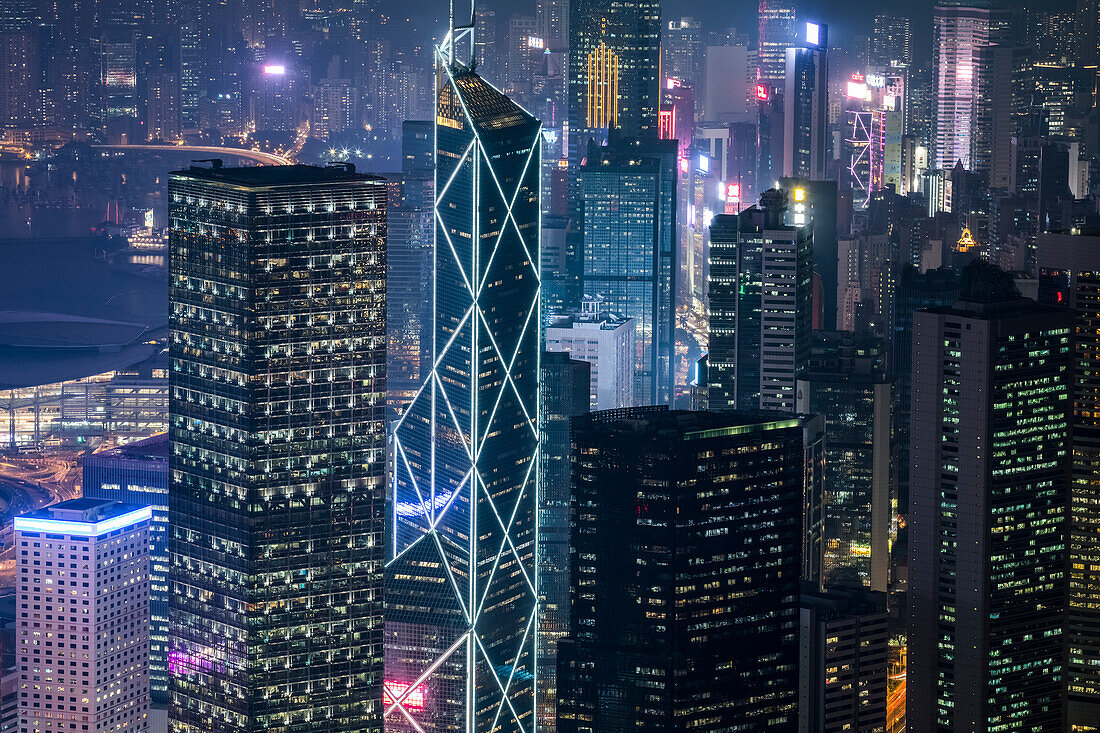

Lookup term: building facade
[579,135,677,406]
[82,434,169,704]
[16,499,152,733]
[168,164,387,733]
[707,191,813,414]
[908,263,1072,732]
[545,297,635,411]
[385,24,541,733]
[558,408,819,733]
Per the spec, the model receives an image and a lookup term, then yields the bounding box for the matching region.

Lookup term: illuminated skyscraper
[757,0,796,84]
[560,0,661,314]
[1036,232,1100,729]
[908,262,1072,732]
[783,22,828,181]
[932,3,989,170]
[16,500,152,733]
[707,190,812,414]
[386,17,541,733]
[168,163,388,733]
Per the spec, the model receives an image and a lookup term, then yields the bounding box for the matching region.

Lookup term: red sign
[755,84,769,101]
[384,681,427,711]
[727,183,741,199]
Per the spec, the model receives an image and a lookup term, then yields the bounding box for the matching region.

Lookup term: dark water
[0,236,167,326]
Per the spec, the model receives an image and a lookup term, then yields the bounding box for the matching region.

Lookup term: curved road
[93,144,291,166]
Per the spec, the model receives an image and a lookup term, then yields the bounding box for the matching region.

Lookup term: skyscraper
[16,499,152,733]
[757,0,797,84]
[579,135,677,406]
[797,333,894,592]
[783,22,829,181]
[932,3,989,170]
[82,434,169,704]
[536,352,590,733]
[870,14,913,66]
[1036,231,1100,728]
[908,262,1072,732]
[168,163,387,733]
[558,408,821,733]
[707,190,813,414]
[386,19,541,733]
[545,297,636,411]
[568,0,660,147]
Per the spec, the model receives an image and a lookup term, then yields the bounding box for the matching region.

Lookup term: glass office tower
[167,163,388,733]
[386,21,542,733]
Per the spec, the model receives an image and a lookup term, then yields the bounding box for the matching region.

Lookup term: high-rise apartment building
[168,164,387,733]
[908,262,1072,732]
[797,333,894,592]
[932,3,989,170]
[757,0,797,84]
[312,78,357,142]
[536,352,590,733]
[579,135,677,406]
[82,434,169,704]
[386,23,541,733]
[1036,231,1100,729]
[545,297,635,411]
[558,408,822,733]
[783,22,829,181]
[16,499,152,733]
[870,14,913,66]
[707,190,813,414]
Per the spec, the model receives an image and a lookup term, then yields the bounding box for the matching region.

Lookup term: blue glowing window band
[14,506,154,537]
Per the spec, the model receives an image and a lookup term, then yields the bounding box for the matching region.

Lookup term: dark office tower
[558,408,820,733]
[386,172,433,418]
[536,0,568,46]
[870,14,912,66]
[783,22,828,181]
[889,266,960,512]
[908,262,1072,733]
[799,586,889,733]
[707,191,812,414]
[83,434,170,704]
[756,84,784,191]
[401,120,434,175]
[386,24,541,733]
[1036,232,1100,729]
[474,6,499,83]
[779,178,839,328]
[167,164,387,733]
[579,135,677,406]
[797,333,894,593]
[147,70,179,141]
[537,352,590,733]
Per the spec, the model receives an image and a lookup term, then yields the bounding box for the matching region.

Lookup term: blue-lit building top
[82,433,169,703]
[579,134,677,406]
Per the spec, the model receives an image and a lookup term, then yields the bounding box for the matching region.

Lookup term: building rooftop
[15,498,152,535]
[170,163,384,187]
[577,406,808,440]
[87,433,169,463]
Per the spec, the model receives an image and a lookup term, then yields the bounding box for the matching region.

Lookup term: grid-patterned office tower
[385,20,541,733]
[908,263,1072,732]
[167,164,387,733]
[15,499,152,733]
[82,434,169,703]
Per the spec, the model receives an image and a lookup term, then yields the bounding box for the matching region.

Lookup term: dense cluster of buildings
[8,1,1100,733]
